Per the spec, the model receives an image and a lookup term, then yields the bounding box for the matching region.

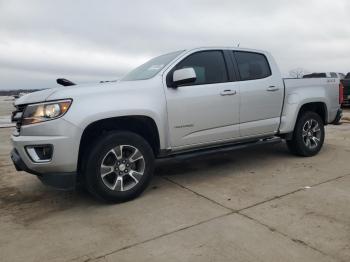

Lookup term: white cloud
[0,37,150,75]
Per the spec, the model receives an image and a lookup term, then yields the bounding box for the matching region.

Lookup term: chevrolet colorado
[10,47,342,202]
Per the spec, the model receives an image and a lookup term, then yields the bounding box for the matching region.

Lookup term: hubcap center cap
[118,164,126,172]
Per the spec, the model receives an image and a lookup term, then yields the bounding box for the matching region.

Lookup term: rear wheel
[286,111,325,157]
[84,131,154,203]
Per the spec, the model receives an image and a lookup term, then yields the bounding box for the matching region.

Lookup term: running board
[158,137,282,160]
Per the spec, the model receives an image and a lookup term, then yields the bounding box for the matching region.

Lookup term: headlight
[22,99,72,125]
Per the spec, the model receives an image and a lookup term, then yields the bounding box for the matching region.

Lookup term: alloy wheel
[100,145,145,191]
[302,119,321,149]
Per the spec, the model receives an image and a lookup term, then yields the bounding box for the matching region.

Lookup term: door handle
[220,89,237,96]
[266,86,279,92]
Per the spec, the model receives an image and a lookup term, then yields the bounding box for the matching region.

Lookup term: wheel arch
[280,101,328,139]
[297,102,328,124]
[77,116,161,174]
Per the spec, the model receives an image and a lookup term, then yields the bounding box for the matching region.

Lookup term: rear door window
[234,51,271,81]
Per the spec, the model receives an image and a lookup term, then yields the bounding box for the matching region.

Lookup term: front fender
[61,87,168,149]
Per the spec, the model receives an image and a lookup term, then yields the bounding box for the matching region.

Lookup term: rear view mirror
[172,68,197,87]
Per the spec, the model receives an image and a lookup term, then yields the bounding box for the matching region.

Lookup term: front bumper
[11,148,77,190]
[10,118,82,190]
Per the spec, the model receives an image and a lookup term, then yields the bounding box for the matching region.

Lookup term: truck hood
[14,88,60,105]
[14,80,152,106]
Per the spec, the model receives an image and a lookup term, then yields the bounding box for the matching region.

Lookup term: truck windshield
[122,50,184,81]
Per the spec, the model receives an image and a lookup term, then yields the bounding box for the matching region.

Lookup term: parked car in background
[341,73,350,106]
[303,72,344,80]
[338,73,346,79]
[10,47,343,202]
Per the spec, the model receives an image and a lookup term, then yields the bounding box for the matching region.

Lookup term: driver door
[164,50,240,150]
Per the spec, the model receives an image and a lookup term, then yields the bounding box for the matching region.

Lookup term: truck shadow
[155,142,291,177]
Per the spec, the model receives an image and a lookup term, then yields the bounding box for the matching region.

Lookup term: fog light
[26,145,53,163]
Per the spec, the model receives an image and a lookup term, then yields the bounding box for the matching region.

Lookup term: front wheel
[286,111,325,157]
[84,131,155,203]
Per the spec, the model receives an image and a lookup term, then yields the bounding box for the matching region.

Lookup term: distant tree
[289,68,309,78]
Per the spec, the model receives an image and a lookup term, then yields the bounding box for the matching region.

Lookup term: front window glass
[122,50,183,81]
[174,50,228,85]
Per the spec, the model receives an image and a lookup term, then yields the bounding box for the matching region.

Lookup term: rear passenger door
[232,51,284,137]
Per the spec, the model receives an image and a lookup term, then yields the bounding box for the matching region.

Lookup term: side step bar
[158,137,282,160]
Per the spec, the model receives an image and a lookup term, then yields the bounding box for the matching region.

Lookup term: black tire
[83,131,154,203]
[286,111,325,157]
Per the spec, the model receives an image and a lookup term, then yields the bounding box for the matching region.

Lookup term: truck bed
[283,77,339,108]
[278,77,340,133]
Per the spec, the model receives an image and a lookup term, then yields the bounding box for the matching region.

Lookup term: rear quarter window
[234,51,271,81]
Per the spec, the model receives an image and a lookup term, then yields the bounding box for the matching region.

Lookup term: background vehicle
[303,72,345,80]
[341,73,350,106]
[338,73,346,79]
[303,72,343,78]
[10,47,342,202]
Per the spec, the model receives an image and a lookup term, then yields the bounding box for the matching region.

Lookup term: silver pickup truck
[10,47,342,202]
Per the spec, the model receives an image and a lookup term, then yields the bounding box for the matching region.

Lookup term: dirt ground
[1,97,350,262]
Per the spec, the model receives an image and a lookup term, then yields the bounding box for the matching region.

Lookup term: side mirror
[172,68,197,87]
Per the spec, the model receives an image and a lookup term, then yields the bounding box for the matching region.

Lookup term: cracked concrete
[1,99,350,262]
[93,213,337,262]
